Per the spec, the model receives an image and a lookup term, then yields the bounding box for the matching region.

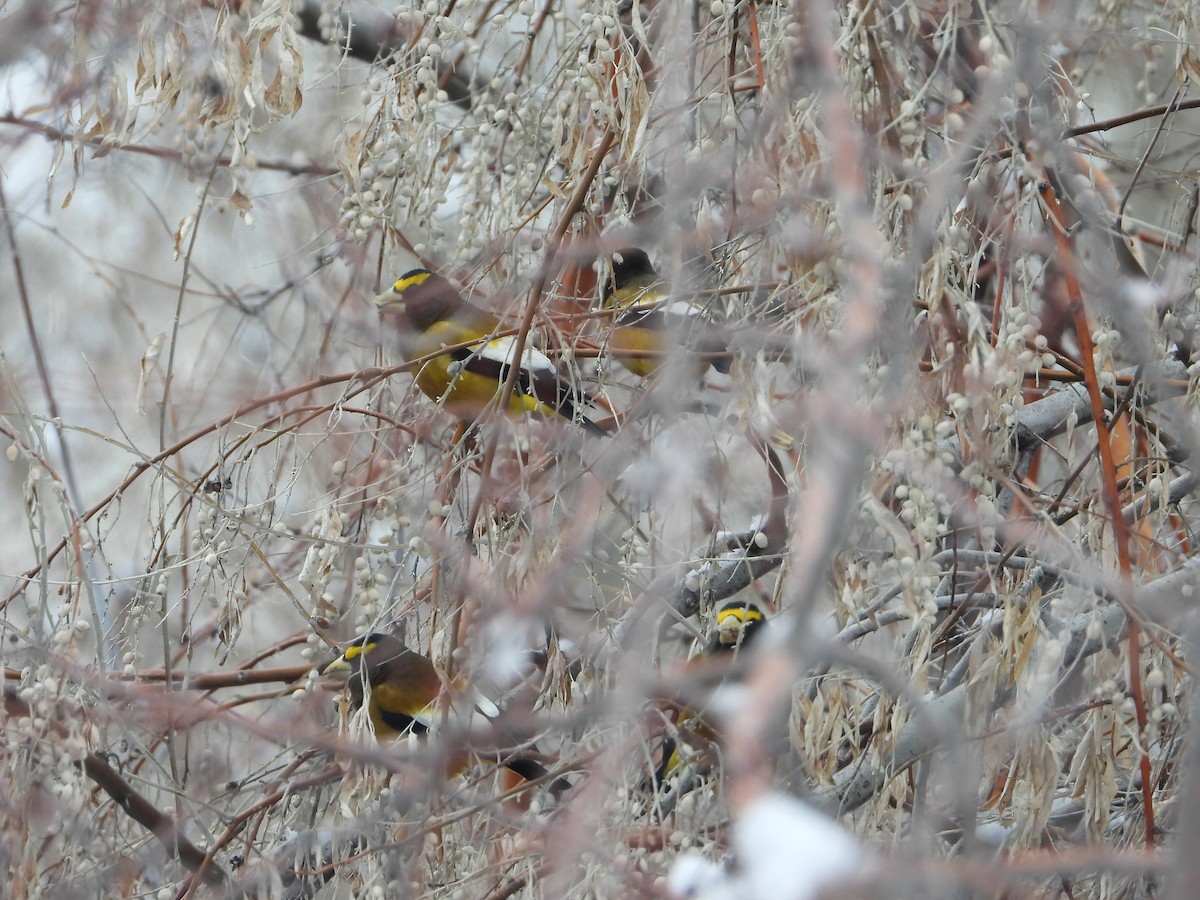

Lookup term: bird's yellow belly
[612,325,710,379]
[611,327,664,377]
[414,356,548,420]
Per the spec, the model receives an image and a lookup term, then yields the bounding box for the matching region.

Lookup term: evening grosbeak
[646,600,769,794]
[321,632,560,786]
[375,268,607,435]
[603,248,734,379]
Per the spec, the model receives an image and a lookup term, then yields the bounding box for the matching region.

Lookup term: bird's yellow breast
[368,680,435,738]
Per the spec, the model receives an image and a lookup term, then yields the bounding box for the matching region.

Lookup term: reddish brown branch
[125,664,312,690]
[1064,98,1200,138]
[1037,175,1156,848]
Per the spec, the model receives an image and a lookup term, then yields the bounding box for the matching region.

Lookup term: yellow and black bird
[645,600,769,797]
[375,268,608,435]
[704,598,768,654]
[321,632,444,738]
[321,632,560,786]
[603,248,733,379]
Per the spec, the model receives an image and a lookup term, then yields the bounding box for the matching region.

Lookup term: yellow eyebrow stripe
[393,272,431,292]
[343,641,376,661]
[716,606,763,625]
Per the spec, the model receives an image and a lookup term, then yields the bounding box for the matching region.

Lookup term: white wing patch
[410,704,436,732]
[410,692,500,732]
[471,692,501,720]
[623,291,704,319]
[665,300,703,318]
[476,335,557,375]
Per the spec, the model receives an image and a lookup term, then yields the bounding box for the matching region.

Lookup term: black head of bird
[607,248,661,297]
[709,600,767,653]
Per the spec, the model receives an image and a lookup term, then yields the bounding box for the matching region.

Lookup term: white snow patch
[667,793,864,899]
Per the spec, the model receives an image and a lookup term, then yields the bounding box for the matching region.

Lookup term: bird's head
[607,248,659,297]
[321,632,409,690]
[712,601,767,651]
[374,268,461,331]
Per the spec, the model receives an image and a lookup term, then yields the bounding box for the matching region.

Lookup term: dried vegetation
[2,0,1200,897]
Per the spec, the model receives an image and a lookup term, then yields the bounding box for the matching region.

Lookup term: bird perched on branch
[644,600,769,799]
[603,248,734,379]
[375,268,608,435]
[604,248,797,382]
[321,632,561,787]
